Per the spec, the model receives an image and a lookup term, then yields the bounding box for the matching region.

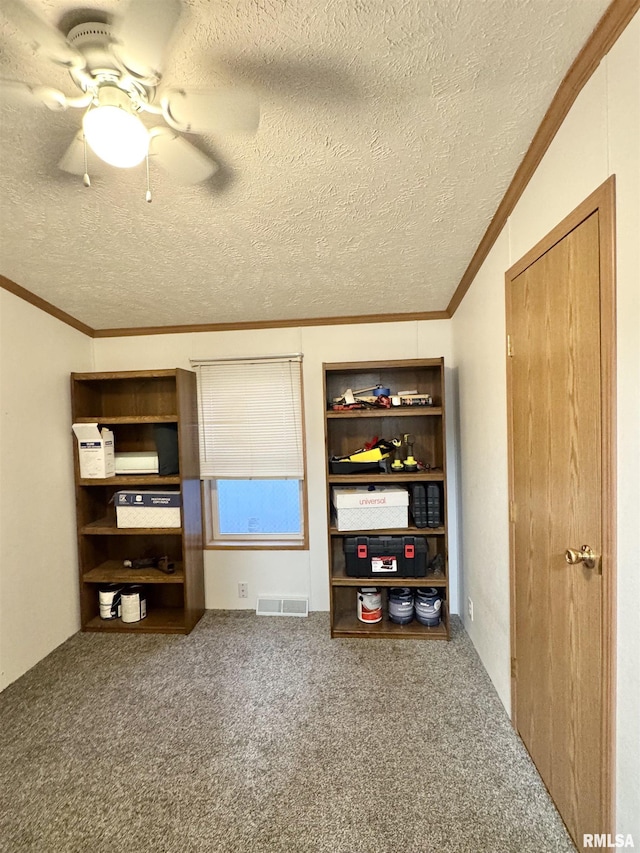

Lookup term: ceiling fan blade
[113,0,182,82]
[0,80,37,107]
[58,131,85,175]
[149,129,218,185]
[31,85,69,111]
[1,80,92,111]
[162,88,260,136]
[1,0,84,68]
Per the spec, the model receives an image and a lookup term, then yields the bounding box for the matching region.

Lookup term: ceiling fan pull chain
[82,133,91,188]
[145,153,152,203]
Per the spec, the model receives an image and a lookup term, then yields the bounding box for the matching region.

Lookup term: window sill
[204,540,308,551]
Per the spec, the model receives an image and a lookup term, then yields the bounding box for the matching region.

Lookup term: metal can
[414,587,442,626]
[388,587,414,624]
[357,587,382,623]
[98,584,123,620]
[120,584,147,623]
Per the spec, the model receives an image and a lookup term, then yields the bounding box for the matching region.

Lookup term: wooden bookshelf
[323,359,449,640]
[71,369,204,634]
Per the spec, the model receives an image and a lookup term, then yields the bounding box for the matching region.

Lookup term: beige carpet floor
[0,611,575,852]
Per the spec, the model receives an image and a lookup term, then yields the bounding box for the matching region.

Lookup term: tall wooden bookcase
[324,358,449,640]
[71,369,204,634]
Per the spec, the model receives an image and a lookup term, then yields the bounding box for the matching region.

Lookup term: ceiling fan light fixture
[83,86,149,169]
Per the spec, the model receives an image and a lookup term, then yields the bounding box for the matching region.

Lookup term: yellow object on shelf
[348,447,389,463]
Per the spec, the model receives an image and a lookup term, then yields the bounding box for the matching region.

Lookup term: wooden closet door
[506,192,615,852]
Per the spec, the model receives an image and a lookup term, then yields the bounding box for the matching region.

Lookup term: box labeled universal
[114,490,181,528]
[72,423,115,479]
[331,485,409,531]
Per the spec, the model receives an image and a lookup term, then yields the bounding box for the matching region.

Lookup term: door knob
[565,544,598,569]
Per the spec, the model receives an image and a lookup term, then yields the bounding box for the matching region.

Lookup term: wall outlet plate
[238,582,248,599]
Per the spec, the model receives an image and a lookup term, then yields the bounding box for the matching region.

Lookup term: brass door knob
[565,545,598,569]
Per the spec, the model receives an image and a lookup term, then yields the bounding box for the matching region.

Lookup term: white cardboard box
[72,423,115,479]
[332,485,409,531]
[115,490,181,528]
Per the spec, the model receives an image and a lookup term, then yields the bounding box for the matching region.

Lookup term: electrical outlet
[467,597,474,622]
[238,582,248,599]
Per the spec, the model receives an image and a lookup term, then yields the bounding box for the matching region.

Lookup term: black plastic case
[343,536,428,578]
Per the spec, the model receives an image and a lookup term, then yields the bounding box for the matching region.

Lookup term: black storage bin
[329,459,381,474]
[343,536,428,578]
[426,482,442,528]
[153,423,179,475]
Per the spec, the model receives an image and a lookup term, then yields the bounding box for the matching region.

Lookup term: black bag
[153,424,179,475]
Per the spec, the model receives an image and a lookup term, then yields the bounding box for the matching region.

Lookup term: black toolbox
[343,536,428,578]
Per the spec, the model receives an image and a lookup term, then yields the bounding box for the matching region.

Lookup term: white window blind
[193,356,304,479]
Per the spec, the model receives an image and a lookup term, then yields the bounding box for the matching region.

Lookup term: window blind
[193,356,304,479]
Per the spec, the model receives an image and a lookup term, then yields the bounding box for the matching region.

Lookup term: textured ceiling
[0,0,611,331]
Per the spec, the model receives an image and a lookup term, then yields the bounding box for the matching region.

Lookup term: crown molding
[92,310,451,337]
[0,275,94,337]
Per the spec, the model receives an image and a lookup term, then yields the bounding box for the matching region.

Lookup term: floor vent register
[256,596,309,617]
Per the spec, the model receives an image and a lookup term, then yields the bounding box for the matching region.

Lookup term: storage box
[115,490,181,528]
[72,423,115,479]
[344,536,428,578]
[332,486,409,531]
[115,451,159,475]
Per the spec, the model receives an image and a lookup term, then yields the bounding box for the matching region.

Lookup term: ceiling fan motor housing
[66,22,117,78]
[95,84,133,111]
[66,22,152,111]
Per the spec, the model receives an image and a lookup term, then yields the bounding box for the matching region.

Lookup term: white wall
[93,319,457,614]
[452,14,639,836]
[0,290,93,690]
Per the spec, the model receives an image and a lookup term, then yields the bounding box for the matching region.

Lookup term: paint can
[414,587,442,626]
[120,584,147,623]
[98,584,123,620]
[357,587,382,623]
[388,587,414,624]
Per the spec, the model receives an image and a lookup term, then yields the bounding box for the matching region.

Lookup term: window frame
[202,478,308,550]
[194,355,308,550]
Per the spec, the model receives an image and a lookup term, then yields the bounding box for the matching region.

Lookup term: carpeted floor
[0,612,575,853]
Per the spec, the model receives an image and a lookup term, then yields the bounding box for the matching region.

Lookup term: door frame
[505,176,617,832]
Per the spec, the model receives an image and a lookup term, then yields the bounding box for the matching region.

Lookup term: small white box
[115,451,159,475]
[332,486,409,531]
[72,423,115,479]
[115,490,181,528]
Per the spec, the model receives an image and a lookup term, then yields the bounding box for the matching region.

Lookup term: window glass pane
[217,480,301,535]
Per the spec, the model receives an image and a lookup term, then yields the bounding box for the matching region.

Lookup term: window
[193,355,307,548]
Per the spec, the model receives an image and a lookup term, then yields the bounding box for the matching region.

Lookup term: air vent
[256,596,309,617]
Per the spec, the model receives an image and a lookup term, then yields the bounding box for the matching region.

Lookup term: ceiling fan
[0,0,260,194]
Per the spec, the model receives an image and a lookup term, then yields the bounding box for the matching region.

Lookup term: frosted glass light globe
[83,104,149,168]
